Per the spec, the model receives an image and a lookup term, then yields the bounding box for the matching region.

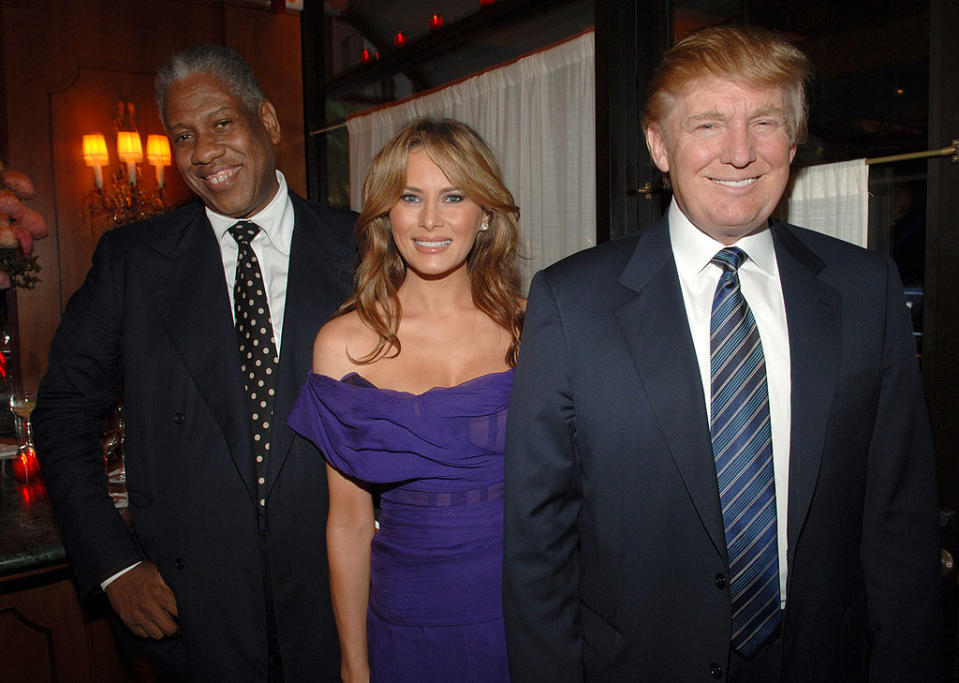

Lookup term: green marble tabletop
[0,468,66,576]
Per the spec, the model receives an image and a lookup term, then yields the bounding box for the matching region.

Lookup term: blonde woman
[290,118,522,682]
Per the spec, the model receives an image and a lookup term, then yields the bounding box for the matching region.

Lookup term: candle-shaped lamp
[146,135,172,189]
[429,13,444,31]
[12,447,41,483]
[82,134,109,189]
[116,131,144,185]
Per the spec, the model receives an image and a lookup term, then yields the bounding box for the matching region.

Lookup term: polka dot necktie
[229,221,278,513]
[709,247,780,656]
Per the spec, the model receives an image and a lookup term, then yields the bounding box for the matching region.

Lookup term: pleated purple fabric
[289,369,513,682]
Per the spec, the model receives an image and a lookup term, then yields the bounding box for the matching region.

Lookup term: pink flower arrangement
[0,189,24,219]
[18,207,48,240]
[0,159,46,289]
[1,170,36,200]
[0,225,18,249]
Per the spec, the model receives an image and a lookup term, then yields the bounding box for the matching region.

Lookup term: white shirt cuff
[100,561,142,590]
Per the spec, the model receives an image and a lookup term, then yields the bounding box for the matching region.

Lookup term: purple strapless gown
[288,369,513,682]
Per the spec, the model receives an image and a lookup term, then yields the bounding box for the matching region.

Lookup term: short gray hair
[155,44,265,126]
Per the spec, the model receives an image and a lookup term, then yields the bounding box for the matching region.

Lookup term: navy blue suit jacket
[34,192,355,681]
[503,217,940,682]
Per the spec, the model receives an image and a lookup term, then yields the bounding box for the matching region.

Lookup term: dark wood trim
[0,23,18,392]
[331,11,432,93]
[0,606,58,678]
[924,0,959,508]
[594,0,670,242]
[301,0,325,202]
[6,289,22,395]
[0,13,7,165]
[322,0,583,100]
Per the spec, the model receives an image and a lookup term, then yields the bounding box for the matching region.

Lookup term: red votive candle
[12,447,41,483]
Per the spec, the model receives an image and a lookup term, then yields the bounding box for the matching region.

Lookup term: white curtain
[775,158,869,247]
[347,31,596,290]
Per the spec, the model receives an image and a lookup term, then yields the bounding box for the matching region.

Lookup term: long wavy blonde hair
[340,118,523,366]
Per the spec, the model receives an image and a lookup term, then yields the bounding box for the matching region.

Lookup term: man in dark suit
[33,45,354,681]
[504,25,940,682]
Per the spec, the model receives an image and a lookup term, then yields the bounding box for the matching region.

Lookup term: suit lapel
[614,219,727,559]
[267,194,354,490]
[141,206,256,499]
[771,223,841,555]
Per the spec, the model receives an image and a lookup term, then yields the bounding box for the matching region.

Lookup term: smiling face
[163,72,281,218]
[645,76,797,245]
[388,147,488,281]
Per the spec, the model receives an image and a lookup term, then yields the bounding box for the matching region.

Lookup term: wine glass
[101,400,127,506]
[103,401,126,484]
[9,392,36,452]
[9,392,40,482]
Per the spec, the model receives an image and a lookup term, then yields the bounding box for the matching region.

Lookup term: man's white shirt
[668,199,792,606]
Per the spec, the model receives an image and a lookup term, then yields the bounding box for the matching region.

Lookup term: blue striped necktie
[709,247,781,656]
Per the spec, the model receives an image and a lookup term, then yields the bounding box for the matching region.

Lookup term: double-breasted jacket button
[709,662,723,679]
[175,557,184,570]
[714,573,727,589]
[173,412,185,425]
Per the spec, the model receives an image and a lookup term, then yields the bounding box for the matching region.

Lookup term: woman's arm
[311,314,377,681]
[326,462,376,683]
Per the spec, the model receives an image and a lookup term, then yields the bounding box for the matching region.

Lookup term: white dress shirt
[668,199,792,605]
[206,169,294,352]
[101,171,294,591]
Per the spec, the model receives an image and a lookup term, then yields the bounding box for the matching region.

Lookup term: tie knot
[711,247,747,273]
[229,221,260,246]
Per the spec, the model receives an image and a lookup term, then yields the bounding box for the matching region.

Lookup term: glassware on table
[9,392,41,483]
[102,400,127,506]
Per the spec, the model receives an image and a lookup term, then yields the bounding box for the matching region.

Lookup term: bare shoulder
[312,312,374,378]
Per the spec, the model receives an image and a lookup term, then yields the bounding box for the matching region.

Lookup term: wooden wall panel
[1,568,130,683]
[50,69,193,305]
[226,4,308,196]
[0,606,57,683]
[0,0,306,390]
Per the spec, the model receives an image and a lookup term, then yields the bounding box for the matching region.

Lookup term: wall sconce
[82,134,109,189]
[146,135,171,189]
[81,125,170,231]
[116,131,144,185]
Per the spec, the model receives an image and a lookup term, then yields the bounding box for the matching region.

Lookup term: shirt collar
[668,198,777,279]
[207,170,293,255]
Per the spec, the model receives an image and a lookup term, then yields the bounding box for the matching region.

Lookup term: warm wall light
[82,134,110,189]
[394,31,406,47]
[81,129,169,231]
[429,13,444,31]
[146,135,171,189]
[81,101,169,230]
[116,131,144,185]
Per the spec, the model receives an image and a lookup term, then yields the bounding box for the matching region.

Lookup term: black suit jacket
[34,192,356,681]
[503,217,941,682]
